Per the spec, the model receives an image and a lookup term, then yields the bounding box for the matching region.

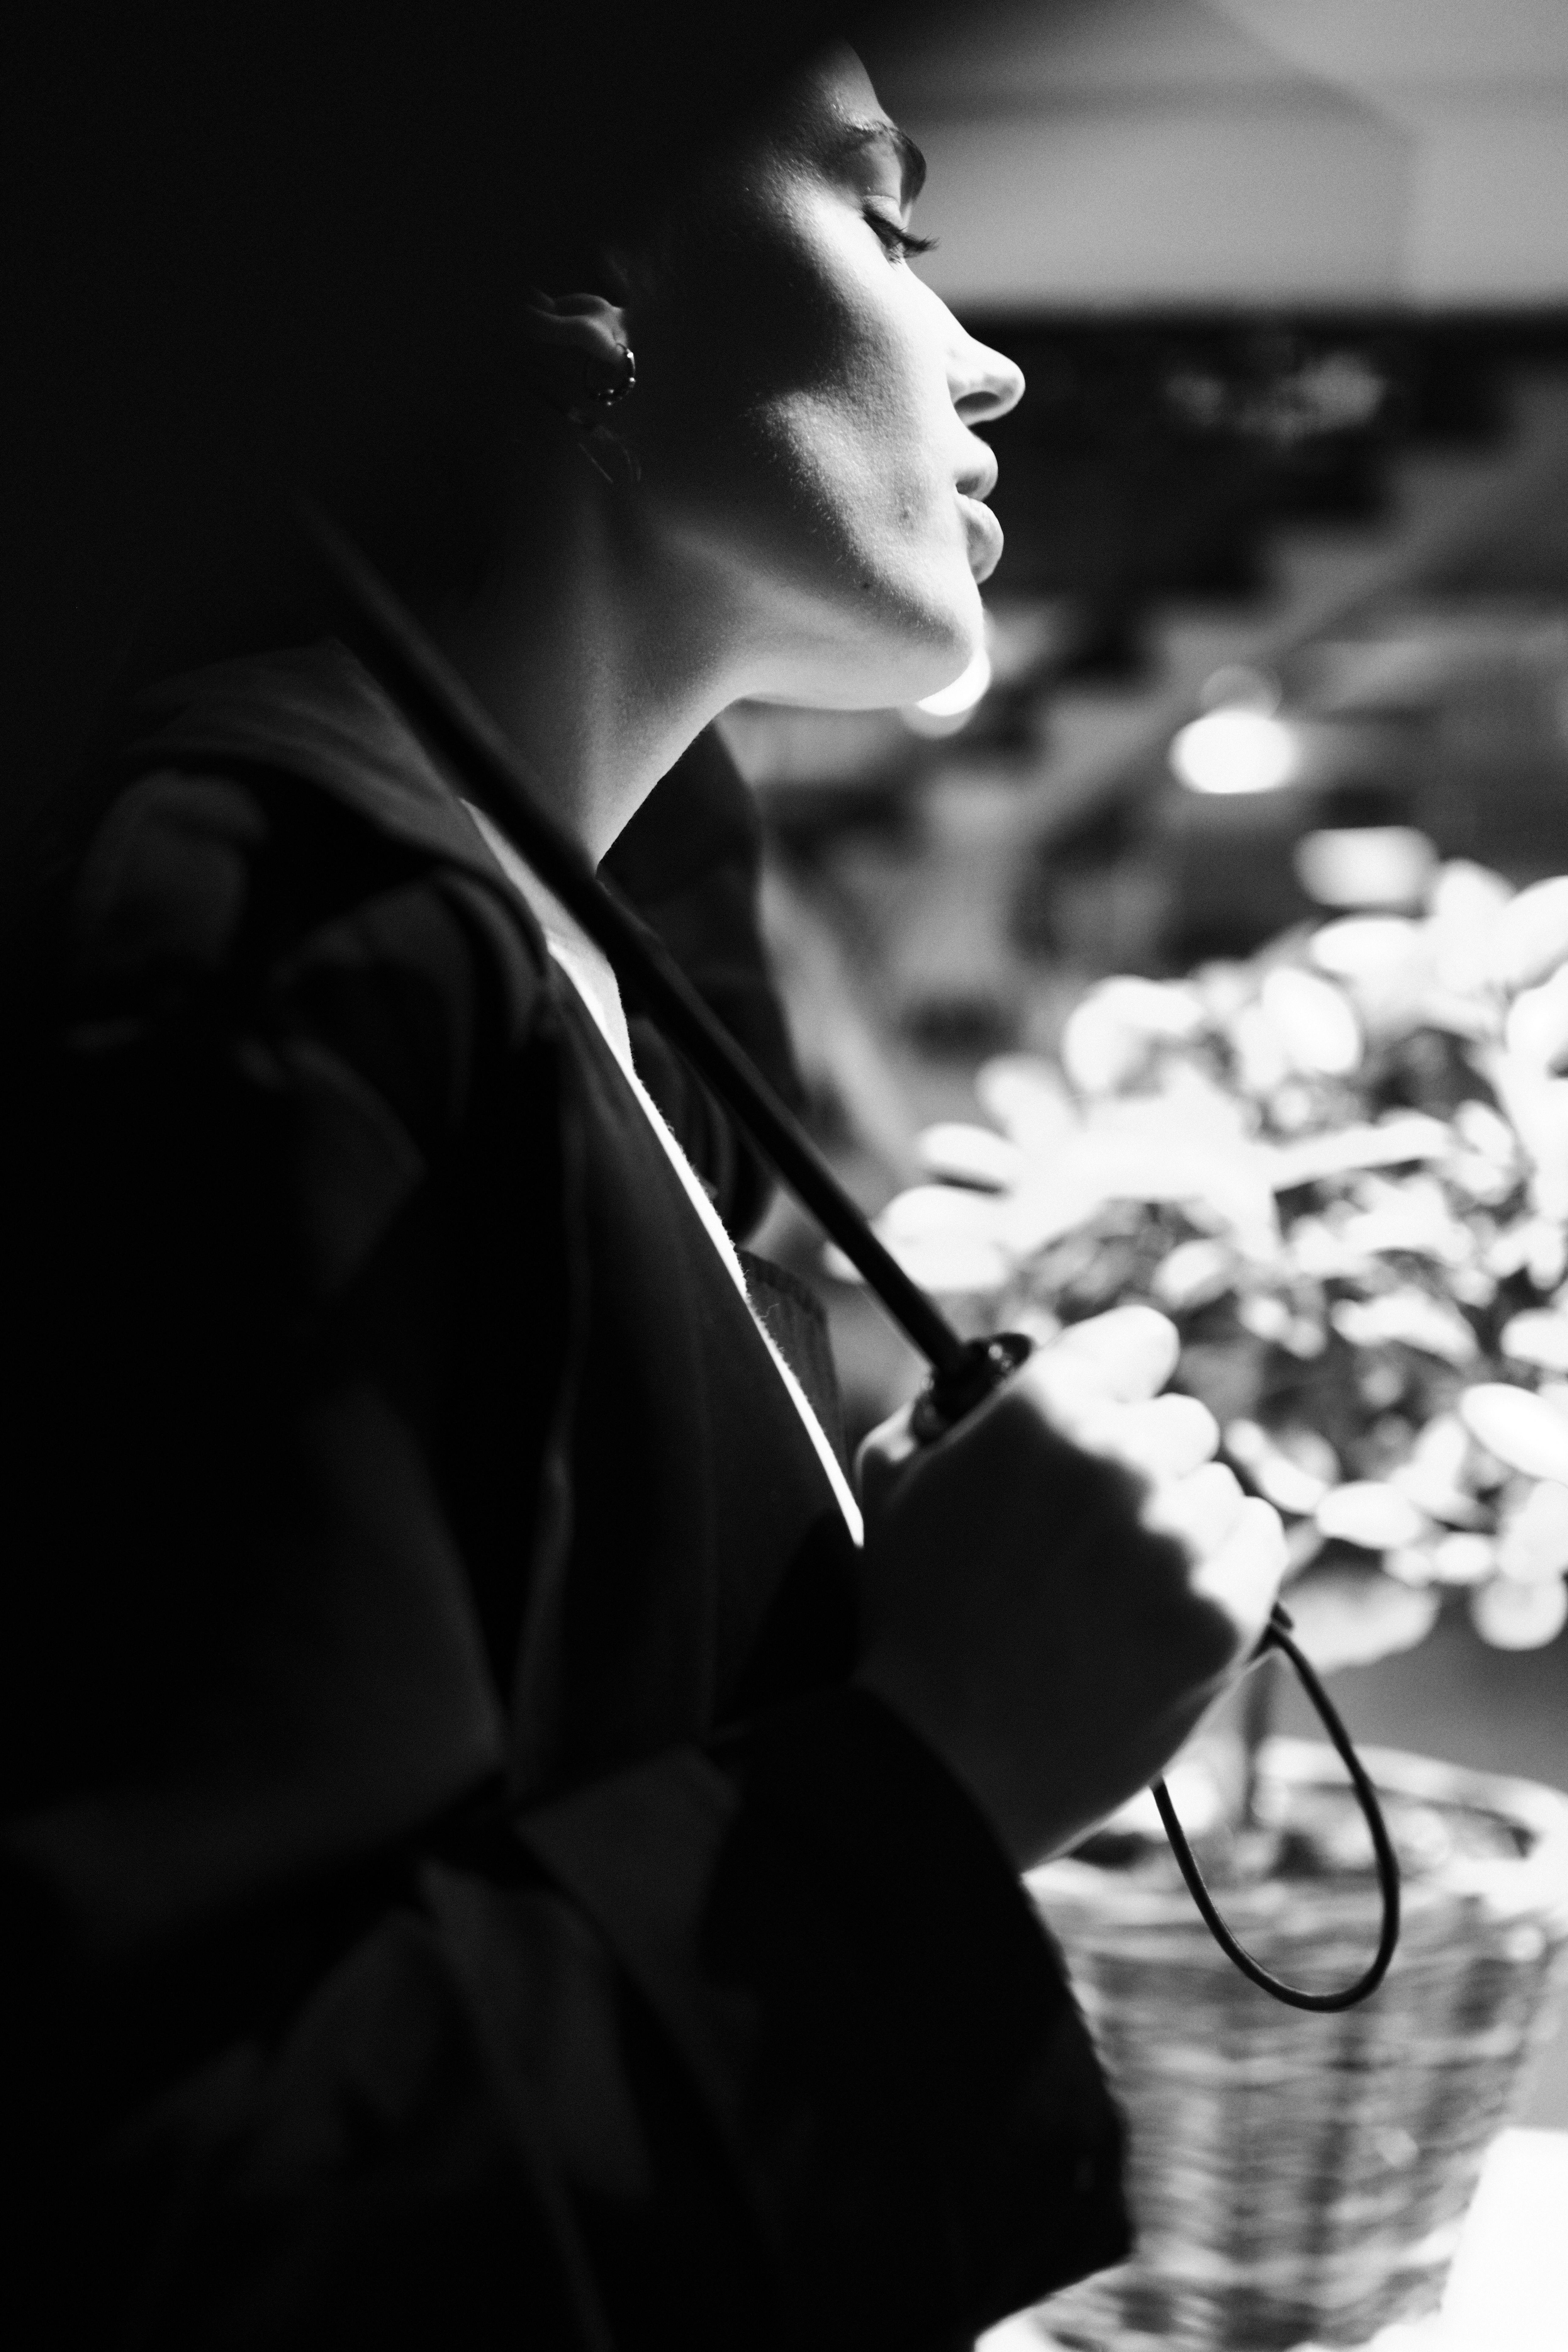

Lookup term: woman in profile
[2,11,1283,2347]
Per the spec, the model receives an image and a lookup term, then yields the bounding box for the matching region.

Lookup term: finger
[1190,1496,1287,1651]
[1144,1460,1246,1558]
[1077,1393,1219,1483]
[1039,1304,1181,1406]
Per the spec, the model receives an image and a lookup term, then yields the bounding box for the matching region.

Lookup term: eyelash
[866,211,938,261]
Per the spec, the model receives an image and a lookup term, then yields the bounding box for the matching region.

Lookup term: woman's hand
[856,1306,1285,1874]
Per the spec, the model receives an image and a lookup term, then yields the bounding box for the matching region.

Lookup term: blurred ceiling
[873,0,1568,310]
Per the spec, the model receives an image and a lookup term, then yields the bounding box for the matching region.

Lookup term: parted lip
[956,443,999,503]
[959,491,1004,582]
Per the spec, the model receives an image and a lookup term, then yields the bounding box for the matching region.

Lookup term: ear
[522,288,634,423]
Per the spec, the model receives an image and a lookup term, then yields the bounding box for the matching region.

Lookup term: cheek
[638,213,945,545]
[688,329,960,616]
[629,200,977,684]
[749,382,950,564]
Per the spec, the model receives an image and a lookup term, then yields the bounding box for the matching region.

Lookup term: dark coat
[0,645,1126,2350]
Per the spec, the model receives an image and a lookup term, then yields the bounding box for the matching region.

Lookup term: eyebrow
[837,119,928,209]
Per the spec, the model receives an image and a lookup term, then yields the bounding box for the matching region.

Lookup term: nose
[948,320,1025,428]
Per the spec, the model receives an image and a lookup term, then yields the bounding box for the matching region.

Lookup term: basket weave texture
[1029,1739,1568,2352]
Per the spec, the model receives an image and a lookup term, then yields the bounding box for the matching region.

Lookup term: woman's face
[622,47,1024,712]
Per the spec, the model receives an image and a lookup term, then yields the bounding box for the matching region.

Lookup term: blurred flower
[845,854,1568,1666]
[1283,1567,1440,1675]
[1469,1576,1568,1649]
[1489,876,1568,991]
[1258,967,1362,1077]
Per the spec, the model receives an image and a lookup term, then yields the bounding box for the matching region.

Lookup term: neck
[432,424,741,865]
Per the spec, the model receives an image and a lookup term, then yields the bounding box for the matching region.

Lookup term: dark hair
[4,3,849,838]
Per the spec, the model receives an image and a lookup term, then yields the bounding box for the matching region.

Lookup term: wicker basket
[1027,1739,1568,2352]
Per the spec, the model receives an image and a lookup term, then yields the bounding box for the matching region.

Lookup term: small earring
[570,344,639,487]
[565,342,636,430]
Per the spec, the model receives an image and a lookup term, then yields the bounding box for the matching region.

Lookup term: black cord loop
[1151,1613,1402,2011]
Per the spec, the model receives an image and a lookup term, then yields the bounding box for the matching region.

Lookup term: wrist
[853,1664,1197,1874]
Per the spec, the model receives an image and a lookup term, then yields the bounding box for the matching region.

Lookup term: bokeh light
[1170,706,1303,795]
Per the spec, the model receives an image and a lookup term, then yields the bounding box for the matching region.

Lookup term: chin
[908,626,982,704]
[887,607,985,710]
[845,569,986,710]
[767,552,985,711]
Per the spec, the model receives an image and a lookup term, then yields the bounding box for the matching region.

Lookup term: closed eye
[866,210,938,262]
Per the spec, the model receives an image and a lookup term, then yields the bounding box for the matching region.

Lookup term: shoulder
[60,761,562,1153]
[70,766,275,986]
[65,757,552,1003]
[57,638,554,1030]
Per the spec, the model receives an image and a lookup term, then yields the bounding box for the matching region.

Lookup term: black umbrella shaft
[296,499,1398,2010]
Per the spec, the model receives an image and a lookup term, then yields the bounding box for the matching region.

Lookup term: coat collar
[126,638,517,894]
